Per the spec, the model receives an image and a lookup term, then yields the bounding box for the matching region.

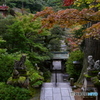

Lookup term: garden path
[40,61,75,100]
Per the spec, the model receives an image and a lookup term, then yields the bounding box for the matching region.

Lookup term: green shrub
[38,64,51,82]
[0,82,32,100]
[91,77,100,86]
[66,50,84,81]
[0,51,22,82]
[25,60,44,86]
[29,72,44,86]
[32,80,43,87]
[43,69,51,81]
[0,49,44,87]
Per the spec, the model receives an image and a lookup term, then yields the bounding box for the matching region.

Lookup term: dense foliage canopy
[33,4,100,43]
[0,0,100,98]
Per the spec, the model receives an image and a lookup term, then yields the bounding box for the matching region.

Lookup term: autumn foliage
[66,36,79,51]
[33,7,100,40]
[63,0,75,6]
[84,22,100,39]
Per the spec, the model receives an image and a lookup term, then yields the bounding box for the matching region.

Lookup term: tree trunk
[77,38,100,83]
[84,38,100,60]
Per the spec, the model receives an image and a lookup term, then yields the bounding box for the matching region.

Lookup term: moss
[18,77,26,83]
[91,71,99,73]
[27,71,30,76]
[91,77,100,86]
[8,77,18,83]
[84,74,92,78]
[7,76,26,84]
[88,70,99,76]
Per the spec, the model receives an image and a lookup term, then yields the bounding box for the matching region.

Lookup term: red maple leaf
[63,0,74,6]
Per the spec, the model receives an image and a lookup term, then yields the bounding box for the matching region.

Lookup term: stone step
[40,83,75,100]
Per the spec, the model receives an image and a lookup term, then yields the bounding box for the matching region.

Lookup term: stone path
[40,72,75,100]
[40,83,75,100]
[40,60,75,100]
[51,73,63,82]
